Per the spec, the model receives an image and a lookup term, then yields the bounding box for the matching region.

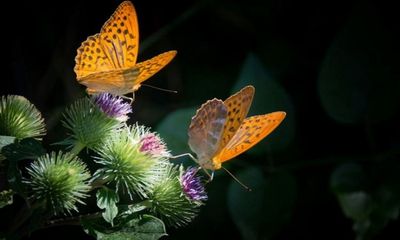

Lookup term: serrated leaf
[0,135,15,161]
[228,167,296,239]
[0,189,13,208]
[1,138,45,162]
[97,188,120,226]
[96,215,167,240]
[0,135,15,151]
[232,53,294,153]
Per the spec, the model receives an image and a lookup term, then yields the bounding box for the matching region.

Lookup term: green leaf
[156,107,196,156]
[330,163,367,193]
[1,138,45,162]
[0,189,13,208]
[96,215,167,240]
[337,191,373,221]
[0,135,15,161]
[97,188,120,226]
[318,3,400,124]
[232,53,295,153]
[228,167,297,239]
[0,135,15,150]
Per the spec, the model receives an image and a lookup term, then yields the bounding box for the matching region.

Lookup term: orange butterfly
[74,1,176,96]
[188,85,286,172]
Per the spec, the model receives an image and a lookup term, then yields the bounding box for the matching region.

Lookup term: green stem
[70,141,85,156]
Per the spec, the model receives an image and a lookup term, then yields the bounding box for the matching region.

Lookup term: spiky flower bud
[25,151,91,215]
[92,93,132,122]
[92,126,167,199]
[0,95,45,140]
[149,164,204,228]
[62,98,122,149]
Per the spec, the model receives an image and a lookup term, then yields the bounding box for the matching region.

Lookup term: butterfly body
[74,1,176,96]
[188,85,286,171]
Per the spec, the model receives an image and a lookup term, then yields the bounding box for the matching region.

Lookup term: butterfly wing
[99,1,139,69]
[74,34,115,80]
[80,68,139,95]
[215,85,254,154]
[133,50,177,90]
[214,111,286,163]
[188,99,227,169]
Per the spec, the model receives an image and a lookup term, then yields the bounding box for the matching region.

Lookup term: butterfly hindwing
[133,51,177,90]
[81,68,139,95]
[188,99,227,162]
[100,1,139,69]
[215,111,286,163]
[216,85,254,154]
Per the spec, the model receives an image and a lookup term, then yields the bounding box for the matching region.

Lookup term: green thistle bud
[25,151,91,215]
[62,98,122,150]
[148,164,201,228]
[92,126,167,199]
[0,95,46,140]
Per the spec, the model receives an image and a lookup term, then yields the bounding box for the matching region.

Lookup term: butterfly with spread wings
[74,1,176,97]
[187,85,286,174]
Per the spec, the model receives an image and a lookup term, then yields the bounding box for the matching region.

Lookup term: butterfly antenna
[222,166,252,192]
[141,84,178,93]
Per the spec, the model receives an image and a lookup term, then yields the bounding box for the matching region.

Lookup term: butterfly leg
[169,153,198,163]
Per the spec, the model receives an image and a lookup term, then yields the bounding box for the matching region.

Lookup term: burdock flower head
[92,93,132,122]
[62,97,123,150]
[148,164,207,228]
[140,132,170,157]
[92,125,168,199]
[25,151,91,215]
[0,95,46,140]
[180,167,208,202]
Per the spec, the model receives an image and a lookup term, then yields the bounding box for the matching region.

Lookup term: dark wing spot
[96,48,101,53]
[120,22,125,27]
[123,16,127,20]
[113,34,117,39]
[88,56,93,61]
[117,28,122,34]
[124,29,129,35]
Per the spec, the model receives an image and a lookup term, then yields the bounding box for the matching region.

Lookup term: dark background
[2,0,400,239]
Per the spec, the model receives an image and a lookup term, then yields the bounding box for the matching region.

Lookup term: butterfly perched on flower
[188,85,286,171]
[74,1,176,96]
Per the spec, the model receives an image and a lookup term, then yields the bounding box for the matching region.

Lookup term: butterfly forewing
[75,34,114,80]
[133,51,177,90]
[100,1,139,69]
[215,85,254,154]
[188,99,227,162]
[215,111,286,162]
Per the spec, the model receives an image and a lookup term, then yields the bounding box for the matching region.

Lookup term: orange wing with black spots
[187,85,286,171]
[74,1,176,96]
[215,112,286,163]
[216,85,254,154]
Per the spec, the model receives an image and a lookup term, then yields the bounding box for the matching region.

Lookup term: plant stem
[70,141,85,156]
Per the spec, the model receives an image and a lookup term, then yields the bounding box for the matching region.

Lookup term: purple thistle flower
[181,167,208,202]
[93,93,132,121]
[139,133,169,157]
